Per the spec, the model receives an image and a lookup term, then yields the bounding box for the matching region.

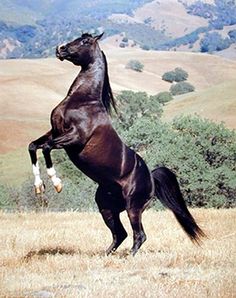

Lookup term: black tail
[152,166,205,244]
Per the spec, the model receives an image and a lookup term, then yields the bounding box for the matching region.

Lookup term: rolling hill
[0,0,236,59]
[0,47,236,185]
[162,80,236,129]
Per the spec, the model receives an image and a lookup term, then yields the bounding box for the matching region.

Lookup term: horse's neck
[67,56,105,99]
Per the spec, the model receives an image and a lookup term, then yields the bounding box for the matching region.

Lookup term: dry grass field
[0,209,235,298]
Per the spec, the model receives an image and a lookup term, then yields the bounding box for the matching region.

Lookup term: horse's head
[56,33,104,67]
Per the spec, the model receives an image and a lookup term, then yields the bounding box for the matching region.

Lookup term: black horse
[28,33,205,256]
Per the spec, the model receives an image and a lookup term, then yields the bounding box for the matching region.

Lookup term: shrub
[150,92,173,105]
[170,82,195,95]
[174,67,188,82]
[16,161,98,212]
[162,70,176,83]
[126,59,144,72]
[162,68,188,83]
[125,115,236,208]
[119,42,126,48]
[200,32,231,52]
[115,90,163,130]
[141,44,150,51]
[0,184,13,210]
[228,29,236,41]
[122,37,128,43]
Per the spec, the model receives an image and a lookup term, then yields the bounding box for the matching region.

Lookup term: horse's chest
[51,106,66,133]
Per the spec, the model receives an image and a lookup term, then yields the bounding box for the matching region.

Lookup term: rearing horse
[28,33,205,256]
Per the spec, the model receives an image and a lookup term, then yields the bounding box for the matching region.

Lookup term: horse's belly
[65,148,120,184]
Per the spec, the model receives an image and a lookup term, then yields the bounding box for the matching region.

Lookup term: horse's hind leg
[95,186,127,255]
[126,207,147,256]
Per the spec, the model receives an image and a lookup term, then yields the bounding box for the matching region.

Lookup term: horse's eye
[81,39,89,46]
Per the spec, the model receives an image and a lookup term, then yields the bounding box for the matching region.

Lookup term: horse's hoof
[34,183,45,195]
[54,182,62,193]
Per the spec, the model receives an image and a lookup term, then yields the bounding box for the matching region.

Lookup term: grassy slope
[133,0,208,38]
[0,209,235,297]
[0,48,236,185]
[162,79,236,129]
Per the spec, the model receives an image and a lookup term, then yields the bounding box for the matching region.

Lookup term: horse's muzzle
[56,46,66,61]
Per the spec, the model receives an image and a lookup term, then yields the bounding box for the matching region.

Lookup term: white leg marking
[32,162,43,187]
[47,167,62,192]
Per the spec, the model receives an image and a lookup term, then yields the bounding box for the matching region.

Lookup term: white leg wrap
[33,163,43,187]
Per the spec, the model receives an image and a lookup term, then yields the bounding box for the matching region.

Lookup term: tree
[174,67,188,82]
[125,115,236,208]
[228,29,236,42]
[200,32,231,52]
[162,70,176,83]
[119,42,126,48]
[162,68,189,83]
[115,90,162,130]
[170,82,195,95]
[126,59,144,72]
[150,92,173,105]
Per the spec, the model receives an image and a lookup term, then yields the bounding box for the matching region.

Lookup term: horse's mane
[101,51,117,114]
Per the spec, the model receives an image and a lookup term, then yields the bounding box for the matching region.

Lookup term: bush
[141,44,150,51]
[200,32,231,52]
[122,37,128,43]
[228,29,236,42]
[170,82,195,95]
[125,115,236,208]
[0,184,13,210]
[162,71,176,83]
[119,42,126,48]
[126,59,144,72]
[150,92,173,105]
[115,90,163,130]
[174,67,189,82]
[162,68,188,83]
[13,161,98,212]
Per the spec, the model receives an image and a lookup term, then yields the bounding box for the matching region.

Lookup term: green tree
[150,91,173,105]
[170,81,195,95]
[174,67,188,82]
[162,67,189,83]
[162,70,176,83]
[126,59,144,72]
[115,90,162,130]
[125,115,236,208]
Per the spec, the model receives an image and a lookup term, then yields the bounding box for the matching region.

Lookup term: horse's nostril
[59,45,66,51]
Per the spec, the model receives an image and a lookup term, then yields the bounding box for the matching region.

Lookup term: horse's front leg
[42,142,62,193]
[28,131,51,194]
[30,126,82,194]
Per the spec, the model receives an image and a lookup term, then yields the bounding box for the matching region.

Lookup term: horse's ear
[94,32,104,41]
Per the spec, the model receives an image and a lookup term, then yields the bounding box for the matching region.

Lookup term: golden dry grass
[162,79,236,129]
[0,209,235,298]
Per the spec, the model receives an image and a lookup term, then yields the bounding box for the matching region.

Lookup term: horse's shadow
[22,245,152,262]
